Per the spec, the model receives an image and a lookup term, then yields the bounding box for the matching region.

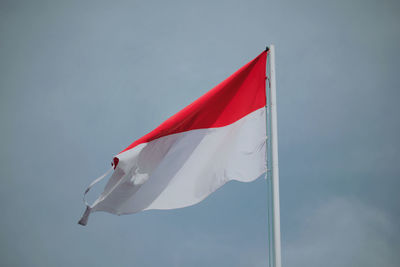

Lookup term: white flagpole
[268,44,282,267]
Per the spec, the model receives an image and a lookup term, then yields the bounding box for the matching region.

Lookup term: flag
[79,50,268,225]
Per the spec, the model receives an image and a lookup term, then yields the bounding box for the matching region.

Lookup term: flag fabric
[79,51,268,225]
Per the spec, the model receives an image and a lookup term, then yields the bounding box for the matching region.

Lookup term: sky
[0,0,399,266]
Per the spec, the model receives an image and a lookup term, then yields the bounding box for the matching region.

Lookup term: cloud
[284,197,400,267]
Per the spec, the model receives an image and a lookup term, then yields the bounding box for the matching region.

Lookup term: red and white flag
[79,51,268,225]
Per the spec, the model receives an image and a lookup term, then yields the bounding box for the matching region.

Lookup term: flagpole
[268,44,282,267]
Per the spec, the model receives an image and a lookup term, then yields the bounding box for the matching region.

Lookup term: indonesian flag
[79,50,268,225]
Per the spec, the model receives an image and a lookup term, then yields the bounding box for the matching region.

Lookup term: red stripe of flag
[119,51,267,154]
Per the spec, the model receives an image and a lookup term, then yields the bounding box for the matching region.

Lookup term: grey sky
[1,0,399,266]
